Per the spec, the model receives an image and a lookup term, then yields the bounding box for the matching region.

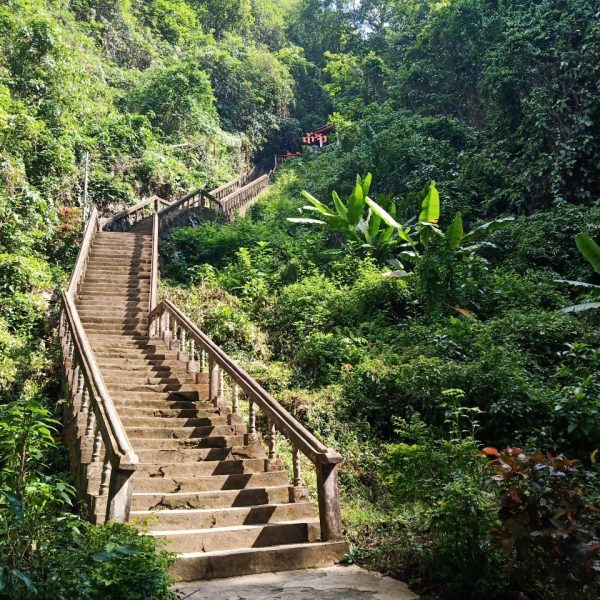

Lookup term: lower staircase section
[65,226,346,580]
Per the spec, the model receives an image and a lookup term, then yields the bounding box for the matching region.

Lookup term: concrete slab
[175,565,419,599]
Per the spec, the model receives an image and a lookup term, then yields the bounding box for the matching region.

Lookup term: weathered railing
[60,207,138,523]
[218,173,270,221]
[103,195,171,232]
[157,188,222,232]
[210,168,256,201]
[147,300,343,541]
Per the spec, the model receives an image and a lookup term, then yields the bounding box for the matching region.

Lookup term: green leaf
[380,225,395,242]
[554,279,600,290]
[287,217,326,225]
[300,190,334,216]
[575,233,600,275]
[418,181,440,224]
[11,570,36,593]
[1,490,23,525]
[446,212,463,249]
[92,550,112,563]
[116,544,141,556]
[365,197,403,229]
[382,270,412,278]
[462,216,515,242]
[346,181,366,226]
[560,302,600,313]
[331,191,348,219]
[362,172,372,197]
[368,209,382,238]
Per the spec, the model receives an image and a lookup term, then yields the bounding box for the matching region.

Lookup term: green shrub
[486,447,600,599]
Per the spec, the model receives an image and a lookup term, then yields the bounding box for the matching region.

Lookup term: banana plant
[289,175,514,287]
[377,182,514,278]
[559,234,600,313]
[288,174,407,253]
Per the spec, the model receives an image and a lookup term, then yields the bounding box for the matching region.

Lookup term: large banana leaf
[462,216,514,242]
[347,177,366,225]
[560,302,600,313]
[576,233,600,275]
[446,212,463,249]
[301,190,334,216]
[418,181,440,224]
[332,190,348,219]
[287,217,326,225]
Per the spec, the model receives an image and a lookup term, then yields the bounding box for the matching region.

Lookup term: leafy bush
[0,394,177,600]
[486,447,600,599]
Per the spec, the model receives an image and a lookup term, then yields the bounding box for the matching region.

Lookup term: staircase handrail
[103,195,172,232]
[148,298,343,541]
[61,207,138,522]
[218,174,270,219]
[149,212,159,316]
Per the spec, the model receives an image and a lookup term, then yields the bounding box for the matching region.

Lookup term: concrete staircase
[73,225,346,580]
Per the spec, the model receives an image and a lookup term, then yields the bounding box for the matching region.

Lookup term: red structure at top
[301,124,332,147]
[277,124,332,164]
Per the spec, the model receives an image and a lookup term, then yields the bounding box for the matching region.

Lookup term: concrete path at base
[176,565,419,600]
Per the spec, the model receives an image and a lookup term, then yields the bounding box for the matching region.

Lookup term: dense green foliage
[163,165,599,597]
[0,0,320,596]
[1,0,600,598]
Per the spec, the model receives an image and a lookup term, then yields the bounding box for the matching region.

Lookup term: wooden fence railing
[147,300,343,541]
[103,195,172,232]
[60,207,139,522]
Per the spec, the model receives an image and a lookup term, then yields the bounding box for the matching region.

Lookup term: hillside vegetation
[1,0,599,599]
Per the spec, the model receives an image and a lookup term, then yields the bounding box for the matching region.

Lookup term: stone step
[125,424,241,439]
[88,252,151,261]
[77,309,144,317]
[84,273,150,281]
[78,289,149,298]
[134,444,265,464]
[111,391,202,403]
[130,502,315,531]
[132,471,288,494]
[86,265,151,273]
[84,326,147,335]
[128,435,247,450]
[95,360,180,371]
[121,415,227,427]
[117,406,218,419]
[77,300,148,308]
[97,361,175,371]
[130,485,292,511]
[106,382,199,393]
[102,374,194,385]
[152,519,320,554]
[134,458,270,478]
[172,541,348,581]
[80,317,147,325]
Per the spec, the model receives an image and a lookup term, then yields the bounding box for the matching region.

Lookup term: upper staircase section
[59,169,347,581]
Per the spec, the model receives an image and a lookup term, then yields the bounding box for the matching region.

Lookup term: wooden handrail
[62,293,138,467]
[148,299,343,540]
[149,300,341,465]
[219,174,270,218]
[149,212,159,315]
[67,206,99,296]
[61,207,138,522]
[103,195,172,232]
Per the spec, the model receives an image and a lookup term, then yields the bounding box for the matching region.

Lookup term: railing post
[209,356,225,409]
[316,463,343,542]
[106,464,136,523]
